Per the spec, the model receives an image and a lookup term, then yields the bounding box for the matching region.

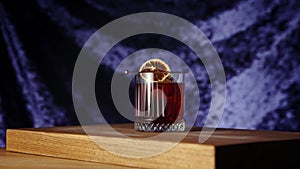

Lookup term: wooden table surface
[5,123,300,169]
[0,148,134,169]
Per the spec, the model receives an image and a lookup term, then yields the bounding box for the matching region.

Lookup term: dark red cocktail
[134,72,185,131]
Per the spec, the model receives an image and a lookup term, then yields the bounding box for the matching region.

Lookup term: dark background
[1,0,300,147]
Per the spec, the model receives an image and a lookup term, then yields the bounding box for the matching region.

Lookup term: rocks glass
[134,72,185,132]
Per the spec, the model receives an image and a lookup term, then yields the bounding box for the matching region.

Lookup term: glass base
[134,121,185,132]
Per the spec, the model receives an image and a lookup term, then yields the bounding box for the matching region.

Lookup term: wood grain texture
[6,123,300,169]
[0,148,134,169]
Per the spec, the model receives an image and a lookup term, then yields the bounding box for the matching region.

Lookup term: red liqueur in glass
[134,72,185,132]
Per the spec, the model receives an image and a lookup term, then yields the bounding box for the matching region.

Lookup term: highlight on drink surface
[126,58,185,132]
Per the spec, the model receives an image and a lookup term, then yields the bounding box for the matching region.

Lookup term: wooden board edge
[6,129,216,169]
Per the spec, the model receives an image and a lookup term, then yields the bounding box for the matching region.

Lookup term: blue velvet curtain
[0,0,300,147]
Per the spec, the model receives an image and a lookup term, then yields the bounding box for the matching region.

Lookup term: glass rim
[138,71,187,74]
[125,70,188,74]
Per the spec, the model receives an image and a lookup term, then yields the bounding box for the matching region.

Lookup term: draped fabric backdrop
[1,0,300,147]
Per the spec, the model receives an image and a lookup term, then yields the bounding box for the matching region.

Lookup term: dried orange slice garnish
[139,59,171,82]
